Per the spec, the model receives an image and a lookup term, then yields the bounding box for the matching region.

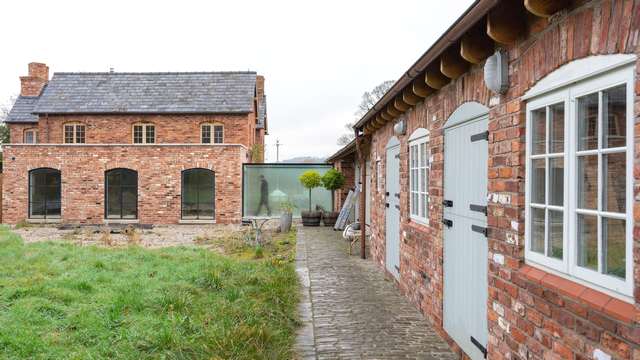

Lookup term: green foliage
[298,170,322,190]
[248,144,264,163]
[0,226,300,359]
[279,200,296,214]
[299,170,322,212]
[321,169,346,191]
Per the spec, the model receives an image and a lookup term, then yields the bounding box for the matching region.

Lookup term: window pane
[531,159,545,204]
[549,157,563,206]
[603,217,626,279]
[182,169,215,219]
[577,93,598,151]
[76,125,85,143]
[531,108,546,155]
[25,131,34,144]
[202,125,211,143]
[133,126,143,143]
[146,126,155,143]
[106,170,137,219]
[121,187,137,218]
[29,169,61,219]
[577,214,598,271]
[531,207,545,254]
[549,103,564,153]
[214,125,223,143]
[602,152,626,213]
[577,155,597,209]
[421,193,427,219]
[603,85,626,149]
[548,210,563,259]
[65,126,74,143]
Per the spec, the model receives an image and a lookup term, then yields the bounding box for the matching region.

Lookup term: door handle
[386,203,389,208]
[394,193,400,198]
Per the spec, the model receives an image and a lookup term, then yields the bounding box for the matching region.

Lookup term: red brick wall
[365,1,640,359]
[2,144,245,224]
[332,155,356,212]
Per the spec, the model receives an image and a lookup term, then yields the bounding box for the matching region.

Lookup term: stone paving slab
[295,227,457,360]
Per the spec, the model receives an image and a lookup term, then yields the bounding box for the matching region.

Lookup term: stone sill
[104,219,139,225]
[5,143,248,150]
[178,219,216,224]
[519,265,637,324]
[27,218,61,224]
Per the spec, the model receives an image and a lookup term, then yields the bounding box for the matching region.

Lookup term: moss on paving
[0,226,299,359]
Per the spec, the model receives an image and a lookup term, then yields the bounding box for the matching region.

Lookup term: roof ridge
[53,71,258,75]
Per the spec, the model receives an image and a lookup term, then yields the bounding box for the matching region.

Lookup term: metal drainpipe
[355,129,366,260]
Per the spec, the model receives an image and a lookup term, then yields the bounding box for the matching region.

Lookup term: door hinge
[394,193,400,198]
[385,203,390,208]
[471,225,488,237]
[469,204,487,215]
[470,130,489,142]
[442,199,453,207]
[394,265,400,272]
[442,218,453,228]
[470,336,487,358]
[395,154,400,159]
[395,204,400,210]
[385,191,390,196]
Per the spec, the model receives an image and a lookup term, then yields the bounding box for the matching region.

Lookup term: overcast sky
[0,0,474,161]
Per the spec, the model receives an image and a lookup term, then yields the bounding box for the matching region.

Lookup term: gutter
[354,0,499,130]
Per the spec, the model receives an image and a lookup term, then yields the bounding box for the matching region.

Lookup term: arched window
[201,123,224,144]
[29,168,61,219]
[24,128,38,144]
[182,169,215,220]
[105,169,138,219]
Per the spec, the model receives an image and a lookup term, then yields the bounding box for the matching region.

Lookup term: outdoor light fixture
[484,49,509,94]
[393,119,406,136]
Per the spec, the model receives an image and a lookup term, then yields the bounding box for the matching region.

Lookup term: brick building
[2,63,267,225]
[347,0,640,359]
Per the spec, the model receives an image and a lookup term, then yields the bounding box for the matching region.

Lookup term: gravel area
[11,220,286,249]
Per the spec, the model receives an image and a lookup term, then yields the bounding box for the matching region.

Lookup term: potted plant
[321,168,346,227]
[279,200,295,233]
[299,170,322,226]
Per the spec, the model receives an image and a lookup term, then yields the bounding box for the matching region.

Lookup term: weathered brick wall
[2,144,245,224]
[13,113,253,146]
[364,1,640,359]
[332,156,356,212]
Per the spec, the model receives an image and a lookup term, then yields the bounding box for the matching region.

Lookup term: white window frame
[525,63,634,299]
[24,129,37,144]
[409,128,429,225]
[201,123,224,144]
[63,123,85,144]
[132,123,155,144]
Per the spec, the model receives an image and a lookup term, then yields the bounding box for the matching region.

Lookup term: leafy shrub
[298,170,322,211]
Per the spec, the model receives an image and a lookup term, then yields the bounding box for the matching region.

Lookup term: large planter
[322,211,339,227]
[301,211,321,227]
[280,213,293,233]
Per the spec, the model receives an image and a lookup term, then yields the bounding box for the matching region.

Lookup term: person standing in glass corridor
[255,175,271,216]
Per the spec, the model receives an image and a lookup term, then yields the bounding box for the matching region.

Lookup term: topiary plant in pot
[321,168,346,227]
[299,170,322,226]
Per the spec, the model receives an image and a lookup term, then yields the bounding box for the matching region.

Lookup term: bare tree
[337,80,394,146]
[0,95,16,145]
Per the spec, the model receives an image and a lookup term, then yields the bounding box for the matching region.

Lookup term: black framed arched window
[105,169,138,219]
[181,169,215,220]
[29,168,61,219]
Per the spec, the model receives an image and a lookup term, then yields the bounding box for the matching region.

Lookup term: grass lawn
[0,226,300,359]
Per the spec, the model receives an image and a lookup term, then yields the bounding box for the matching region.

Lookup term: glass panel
[531,108,546,155]
[577,214,598,271]
[146,126,155,144]
[531,207,545,254]
[420,193,427,219]
[106,170,137,219]
[202,125,211,143]
[64,126,74,143]
[76,125,85,143]
[25,131,34,144]
[577,93,599,151]
[577,155,597,210]
[548,210,563,259]
[29,169,61,219]
[603,85,626,149]
[549,157,563,206]
[531,159,545,204]
[133,126,143,144]
[602,152,626,213]
[603,217,626,279]
[549,103,564,153]
[214,126,223,143]
[242,164,334,217]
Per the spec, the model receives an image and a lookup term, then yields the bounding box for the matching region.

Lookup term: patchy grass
[0,226,299,359]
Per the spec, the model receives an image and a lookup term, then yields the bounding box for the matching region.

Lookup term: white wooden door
[443,116,489,359]
[386,144,401,278]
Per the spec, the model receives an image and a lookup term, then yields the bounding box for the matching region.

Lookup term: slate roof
[6,96,40,123]
[32,72,258,115]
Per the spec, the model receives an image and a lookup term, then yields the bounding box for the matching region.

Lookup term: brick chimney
[20,62,49,97]
[255,75,265,99]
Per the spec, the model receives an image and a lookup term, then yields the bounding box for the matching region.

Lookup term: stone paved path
[295,227,457,360]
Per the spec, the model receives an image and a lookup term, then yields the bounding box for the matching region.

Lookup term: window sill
[27,218,61,224]
[179,219,216,224]
[519,265,637,323]
[104,219,139,224]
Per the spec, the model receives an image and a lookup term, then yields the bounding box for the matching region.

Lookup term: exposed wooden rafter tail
[440,45,470,80]
[524,0,568,17]
[487,1,526,44]
[461,20,495,64]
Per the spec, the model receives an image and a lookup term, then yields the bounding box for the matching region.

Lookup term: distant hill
[281,156,327,164]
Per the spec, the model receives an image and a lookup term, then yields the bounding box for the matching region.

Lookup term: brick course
[2,144,245,224]
[361,1,640,359]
